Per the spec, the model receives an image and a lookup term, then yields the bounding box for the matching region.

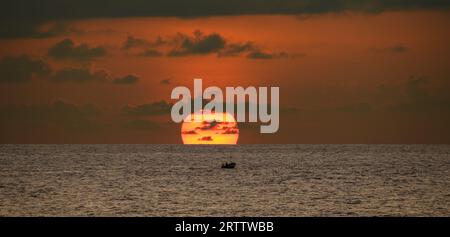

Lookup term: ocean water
[0,144,449,216]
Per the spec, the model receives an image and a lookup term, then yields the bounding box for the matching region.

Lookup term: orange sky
[1,10,450,143]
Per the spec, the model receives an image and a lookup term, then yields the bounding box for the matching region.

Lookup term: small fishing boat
[221,162,236,169]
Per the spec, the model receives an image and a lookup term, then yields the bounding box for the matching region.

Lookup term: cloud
[48,38,107,61]
[160,78,171,85]
[198,136,213,141]
[0,55,51,83]
[2,1,449,39]
[195,120,236,131]
[0,21,77,39]
[221,128,239,134]
[113,74,139,84]
[122,101,172,116]
[218,41,294,59]
[2,1,449,20]
[370,44,408,53]
[122,35,164,50]
[0,100,101,132]
[386,76,450,112]
[167,31,226,56]
[0,56,139,85]
[246,50,289,59]
[406,76,433,101]
[182,130,198,134]
[50,99,100,117]
[217,42,255,57]
[122,36,164,57]
[401,76,450,111]
[196,120,222,130]
[122,36,153,50]
[150,31,290,59]
[137,49,163,57]
[51,67,108,83]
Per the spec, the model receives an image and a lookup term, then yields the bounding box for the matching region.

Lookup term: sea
[0,144,449,216]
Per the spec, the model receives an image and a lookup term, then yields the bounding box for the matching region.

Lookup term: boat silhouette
[221,162,236,169]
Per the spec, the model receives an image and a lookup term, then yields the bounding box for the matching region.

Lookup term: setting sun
[181,111,239,144]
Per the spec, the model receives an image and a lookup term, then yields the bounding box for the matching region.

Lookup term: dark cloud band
[1,0,449,38]
[2,0,449,20]
[0,55,51,83]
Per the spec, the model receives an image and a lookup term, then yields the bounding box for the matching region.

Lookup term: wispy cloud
[48,38,107,61]
[0,55,51,83]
